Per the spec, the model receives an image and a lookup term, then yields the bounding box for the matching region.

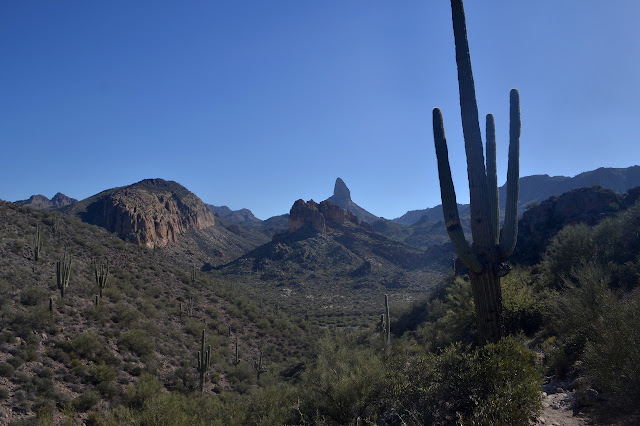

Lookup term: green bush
[73,389,101,412]
[124,372,163,409]
[389,337,541,425]
[119,329,156,357]
[542,224,595,289]
[0,362,14,377]
[583,292,640,410]
[300,334,386,424]
[20,286,48,306]
[72,331,104,361]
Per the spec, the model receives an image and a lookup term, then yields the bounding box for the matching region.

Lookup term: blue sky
[2,1,640,220]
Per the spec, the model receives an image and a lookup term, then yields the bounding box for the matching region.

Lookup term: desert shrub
[20,286,48,306]
[501,269,545,335]
[0,386,8,401]
[119,329,156,357]
[73,389,101,412]
[582,291,640,410]
[389,337,541,425]
[417,277,475,350]
[72,331,104,360]
[544,262,615,376]
[542,224,595,289]
[299,334,386,424]
[0,362,14,377]
[124,372,163,409]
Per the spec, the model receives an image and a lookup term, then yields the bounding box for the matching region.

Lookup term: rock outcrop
[288,199,361,234]
[66,179,215,248]
[513,186,640,264]
[16,192,77,209]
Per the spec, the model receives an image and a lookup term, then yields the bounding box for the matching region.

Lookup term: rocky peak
[16,193,77,209]
[333,178,351,203]
[67,179,215,248]
[288,199,361,234]
[50,192,77,208]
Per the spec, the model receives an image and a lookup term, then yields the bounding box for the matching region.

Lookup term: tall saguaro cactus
[197,329,211,392]
[433,0,520,344]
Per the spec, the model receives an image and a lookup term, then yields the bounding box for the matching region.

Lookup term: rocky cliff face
[16,192,77,209]
[67,179,215,248]
[513,186,640,264]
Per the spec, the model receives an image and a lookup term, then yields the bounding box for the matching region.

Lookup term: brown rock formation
[67,179,215,248]
[289,199,326,234]
[288,199,366,234]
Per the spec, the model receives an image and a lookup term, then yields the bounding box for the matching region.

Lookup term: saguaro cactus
[432,0,520,344]
[196,329,211,392]
[384,294,391,345]
[254,350,267,380]
[56,251,72,298]
[33,224,43,262]
[93,260,109,299]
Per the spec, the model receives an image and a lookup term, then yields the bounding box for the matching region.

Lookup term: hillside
[0,201,312,423]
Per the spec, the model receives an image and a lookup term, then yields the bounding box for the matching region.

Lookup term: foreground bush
[583,291,640,411]
[389,337,541,425]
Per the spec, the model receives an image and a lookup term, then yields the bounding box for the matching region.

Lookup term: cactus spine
[33,224,43,262]
[432,0,520,344]
[197,329,211,392]
[93,260,109,299]
[56,250,71,298]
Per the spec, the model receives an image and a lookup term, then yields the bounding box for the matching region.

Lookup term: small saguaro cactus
[56,250,72,298]
[49,297,54,316]
[93,260,109,299]
[196,329,211,392]
[232,336,240,367]
[384,294,391,345]
[254,350,267,381]
[432,0,521,344]
[33,224,43,262]
[191,266,197,285]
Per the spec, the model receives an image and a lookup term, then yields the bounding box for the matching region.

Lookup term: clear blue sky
[2,1,639,220]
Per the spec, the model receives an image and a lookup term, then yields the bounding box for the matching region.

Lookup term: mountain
[15,192,77,209]
[206,204,261,224]
[325,178,380,225]
[393,165,640,226]
[513,185,640,265]
[217,198,453,324]
[63,179,215,248]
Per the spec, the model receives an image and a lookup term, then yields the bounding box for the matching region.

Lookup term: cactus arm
[499,89,521,258]
[451,0,492,247]
[485,114,499,244]
[433,108,482,273]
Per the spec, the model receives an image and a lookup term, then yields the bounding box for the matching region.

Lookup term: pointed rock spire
[333,178,351,203]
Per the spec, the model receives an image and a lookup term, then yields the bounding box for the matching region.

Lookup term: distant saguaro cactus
[432,0,520,344]
[93,260,109,299]
[197,329,211,392]
[384,294,391,345]
[56,250,72,298]
[33,224,43,262]
[254,350,267,381]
